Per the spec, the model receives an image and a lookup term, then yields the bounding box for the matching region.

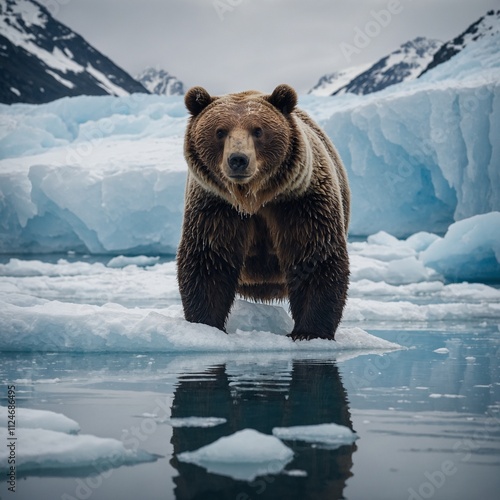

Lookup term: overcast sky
[46,0,499,94]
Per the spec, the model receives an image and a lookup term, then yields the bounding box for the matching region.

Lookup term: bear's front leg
[177,196,248,332]
[269,202,349,341]
[286,246,349,341]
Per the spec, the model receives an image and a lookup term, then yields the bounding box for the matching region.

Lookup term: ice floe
[272,423,358,448]
[0,406,159,475]
[177,428,294,481]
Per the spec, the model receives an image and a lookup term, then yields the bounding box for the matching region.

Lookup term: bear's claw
[287,331,336,341]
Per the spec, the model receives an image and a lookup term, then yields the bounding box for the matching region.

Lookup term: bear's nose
[228,153,249,174]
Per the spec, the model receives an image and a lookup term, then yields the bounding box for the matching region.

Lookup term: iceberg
[309,32,500,237]
[0,95,187,255]
[420,212,500,281]
[0,32,498,253]
[177,428,294,481]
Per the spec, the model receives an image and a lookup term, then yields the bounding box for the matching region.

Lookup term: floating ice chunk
[167,417,227,428]
[433,348,450,354]
[107,255,160,268]
[283,469,308,477]
[429,394,465,399]
[272,423,358,449]
[421,212,500,281]
[0,406,80,433]
[177,428,294,481]
[138,414,226,427]
[0,428,159,473]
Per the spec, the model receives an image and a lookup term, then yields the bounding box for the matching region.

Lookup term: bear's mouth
[227,173,252,183]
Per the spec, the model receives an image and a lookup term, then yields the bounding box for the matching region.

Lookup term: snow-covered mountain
[308,64,371,96]
[335,37,442,95]
[0,0,149,104]
[309,37,442,96]
[136,67,185,96]
[311,10,500,97]
[420,9,500,76]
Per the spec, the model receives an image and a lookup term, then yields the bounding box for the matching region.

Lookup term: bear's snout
[228,153,249,176]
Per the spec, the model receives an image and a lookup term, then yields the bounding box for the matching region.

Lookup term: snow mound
[177,428,294,481]
[0,405,80,433]
[421,212,500,281]
[0,298,401,353]
[272,423,358,448]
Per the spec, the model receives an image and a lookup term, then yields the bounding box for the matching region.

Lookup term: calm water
[1,328,499,500]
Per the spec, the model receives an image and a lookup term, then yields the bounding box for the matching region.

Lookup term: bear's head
[184,84,299,214]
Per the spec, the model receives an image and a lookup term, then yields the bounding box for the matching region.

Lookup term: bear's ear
[266,84,297,115]
[185,86,214,116]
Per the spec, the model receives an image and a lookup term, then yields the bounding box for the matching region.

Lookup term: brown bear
[177,84,350,340]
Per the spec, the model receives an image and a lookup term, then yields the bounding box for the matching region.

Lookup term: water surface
[1,328,498,500]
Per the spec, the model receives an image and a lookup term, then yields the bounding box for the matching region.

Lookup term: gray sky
[46,0,500,94]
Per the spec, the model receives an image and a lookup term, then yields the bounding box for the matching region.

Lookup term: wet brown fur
[177,84,350,340]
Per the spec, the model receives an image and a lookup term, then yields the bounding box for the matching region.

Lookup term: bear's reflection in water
[170,360,356,500]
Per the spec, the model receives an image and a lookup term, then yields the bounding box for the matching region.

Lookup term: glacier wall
[312,78,500,236]
[0,94,188,254]
[0,33,498,253]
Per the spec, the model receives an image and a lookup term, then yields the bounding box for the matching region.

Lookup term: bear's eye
[252,127,263,138]
[216,129,227,139]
